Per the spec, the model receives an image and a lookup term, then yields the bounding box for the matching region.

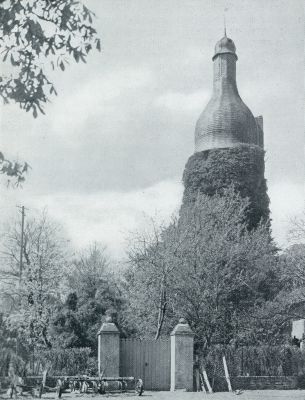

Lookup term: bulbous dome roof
[195,96,259,152]
[212,35,237,60]
[194,34,261,153]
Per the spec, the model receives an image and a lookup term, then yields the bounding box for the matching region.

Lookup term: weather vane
[224,7,229,36]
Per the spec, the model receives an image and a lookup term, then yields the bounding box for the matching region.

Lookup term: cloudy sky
[0,0,304,259]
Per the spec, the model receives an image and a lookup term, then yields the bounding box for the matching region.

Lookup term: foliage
[51,244,124,351]
[0,349,27,377]
[0,151,29,186]
[182,144,270,229]
[36,347,92,375]
[245,244,305,344]
[176,188,277,348]
[0,0,100,117]
[1,211,68,350]
[123,220,180,339]
[50,293,85,348]
[0,0,100,182]
[289,211,305,243]
[124,188,279,346]
[203,344,305,378]
[0,313,27,376]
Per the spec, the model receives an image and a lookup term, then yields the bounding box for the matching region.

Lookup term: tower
[181,33,269,228]
[195,33,264,152]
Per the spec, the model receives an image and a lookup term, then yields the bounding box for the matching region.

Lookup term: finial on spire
[224,7,230,37]
[224,13,227,37]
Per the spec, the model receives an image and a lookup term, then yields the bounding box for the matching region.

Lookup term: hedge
[35,347,96,375]
[201,345,305,378]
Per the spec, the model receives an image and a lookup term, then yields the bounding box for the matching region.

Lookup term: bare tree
[0,210,69,349]
[125,218,184,340]
[125,188,278,347]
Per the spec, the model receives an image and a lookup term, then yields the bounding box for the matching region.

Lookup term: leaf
[73,50,80,63]
[33,106,37,118]
[3,50,9,62]
[79,53,86,63]
[59,61,65,71]
[37,103,45,115]
[50,85,58,96]
[22,162,29,173]
[96,39,101,52]
[10,54,19,66]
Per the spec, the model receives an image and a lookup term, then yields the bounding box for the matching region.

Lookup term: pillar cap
[97,316,119,335]
[171,318,194,336]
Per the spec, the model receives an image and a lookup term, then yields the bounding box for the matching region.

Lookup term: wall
[210,376,299,392]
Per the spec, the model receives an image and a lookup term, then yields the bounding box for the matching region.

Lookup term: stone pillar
[170,318,194,392]
[97,316,120,377]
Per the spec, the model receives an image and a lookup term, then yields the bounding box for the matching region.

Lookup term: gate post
[97,316,120,377]
[170,318,194,392]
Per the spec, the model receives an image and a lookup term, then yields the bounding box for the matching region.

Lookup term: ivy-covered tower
[182,32,269,228]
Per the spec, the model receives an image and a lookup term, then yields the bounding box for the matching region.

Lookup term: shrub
[201,345,305,378]
[36,347,93,375]
[0,349,27,377]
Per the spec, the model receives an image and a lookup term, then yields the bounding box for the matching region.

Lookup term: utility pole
[16,205,26,361]
[17,205,26,282]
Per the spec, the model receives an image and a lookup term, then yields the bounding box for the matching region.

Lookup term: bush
[297,373,305,389]
[201,345,305,379]
[0,349,27,377]
[36,347,93,375]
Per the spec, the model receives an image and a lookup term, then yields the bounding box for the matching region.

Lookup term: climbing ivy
[182,144,270,229]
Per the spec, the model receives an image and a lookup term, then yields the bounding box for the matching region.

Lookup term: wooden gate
[120,338,171,390]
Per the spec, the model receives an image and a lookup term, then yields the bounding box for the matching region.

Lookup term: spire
[194,33,260,153]
[224,14,227,37]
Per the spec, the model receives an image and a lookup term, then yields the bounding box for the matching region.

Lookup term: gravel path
[2,390,305,400]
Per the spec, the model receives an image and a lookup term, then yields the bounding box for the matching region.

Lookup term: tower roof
[194,34,262,153]
[213,35,237,60]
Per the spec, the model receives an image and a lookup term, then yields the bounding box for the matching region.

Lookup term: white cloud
[50,66,155,138]
[182,47,206,67]
[0,178,303,260]
[0,178,183,260]
[269,181,305,247]
[154,90,210,114]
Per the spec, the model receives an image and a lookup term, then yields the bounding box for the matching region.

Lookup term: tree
[124,219,182,339]
[172,189,278,349]
[124,188,279,348]
[50,292,85,348]
[249,212,305,345]
[0,0,100,116]
[51,244,124,351]
[1,211,69,349]
[0,0,100,182]
[0,312,29,376]
[0,152,29,186]
[250,244,305,344]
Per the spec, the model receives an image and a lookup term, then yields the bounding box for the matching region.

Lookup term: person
[292,335,301,347]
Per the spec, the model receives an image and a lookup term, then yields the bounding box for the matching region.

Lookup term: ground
[1,391,305,400]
